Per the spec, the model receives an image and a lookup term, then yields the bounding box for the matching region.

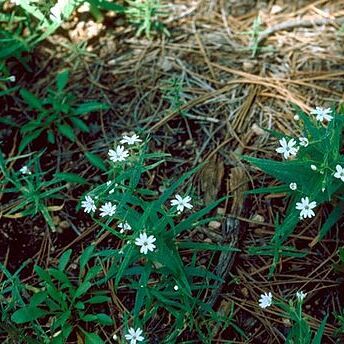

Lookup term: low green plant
[125,0,169,38]
[0,151,78,231]
[11,69,108,151]
[244,106,344,274]
[259,290,327,343]
[334,247,344,334]
[79,134,241,342]
[10,246,112,343]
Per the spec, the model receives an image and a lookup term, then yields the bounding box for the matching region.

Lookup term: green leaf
[55,172,87,184]
[242,156,321,195]
[80,245,95,273]
[86,295,111,304]
[70,117,89,132]
[312,314,328,344]
[57,123,76,141]
[19,129,43,152]
[74,102,109,115]
[47,130,55,144]
[85,152,106,171]
[75,281,92,298]
[56,70,69,92]
[58,249,72,271]
[87,0,126,13]
[20,89,42,109]
[317,202,344,243]
[11,306,47,323]
[95,313,113,325]
[84,331,105,344]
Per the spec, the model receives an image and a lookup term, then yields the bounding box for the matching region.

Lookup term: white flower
[310,164,317,171]
[295,197,317,219]
[296,290,307,301]
[275,138,298,159]
[334,164,344,182]
[108,146,129,162]
[49,0,69,21]
[311,107,333,122]
[299,137,309,147]
[81,195,96,213]
[19,165,31,175]
[118,222,131,233]
[170,194,193,213]
[173,285,179,291]
[99,202,117,217]
[125,327,144,344]
[120,134,142,145]
[135,232,156,254]
[294,114,300,121]
[258,292,272,309]
[106,181,111,186]
[8,75,16,82]
[289,182,297,190]
[112,334,118,340]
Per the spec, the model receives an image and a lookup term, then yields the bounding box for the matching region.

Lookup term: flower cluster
[108,133,142,163]
[81,134,195,259]
[275,107,332,161]
[258,290,307,309]
[19,165,31,175]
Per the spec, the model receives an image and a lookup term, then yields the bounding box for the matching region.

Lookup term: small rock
[59,220,70,230]
[209,220,221,230]
[217,207,226,215]
[251,123,265,136]
[251,214,265,223]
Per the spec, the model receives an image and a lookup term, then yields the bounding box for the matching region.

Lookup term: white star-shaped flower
[118,222,131,233]
[120,134,142,145]
[170,194,193,213]
[125,327,144,344]
[99,202,117,217]
[258,292,272,309]
[289,182,297,190]
[81,195,96,213]
[296,290,307,301]
[311,107,333,122]
[334,164,344,182]
[19,165,31,175]
[108,146,129,162]
[295,197,317,219]
[299,137,309,147]
[135,232,156,254]
[275,138,298,159]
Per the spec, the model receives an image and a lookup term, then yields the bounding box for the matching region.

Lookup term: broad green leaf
[58,249,72,271]
[85,152,106,171]
[74,102,109,115]
[95,313,113,325]
[19,129,43,152]
[57,123,76,141]
[80,245,95,273]
[86,295,111,304]
[84,331,105,344]
[20,89,42,109]
[75,281,92,298]
[55,172,87,184]
[70,117,89,132]
[11,306,47,323]
[56,70,69,92]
